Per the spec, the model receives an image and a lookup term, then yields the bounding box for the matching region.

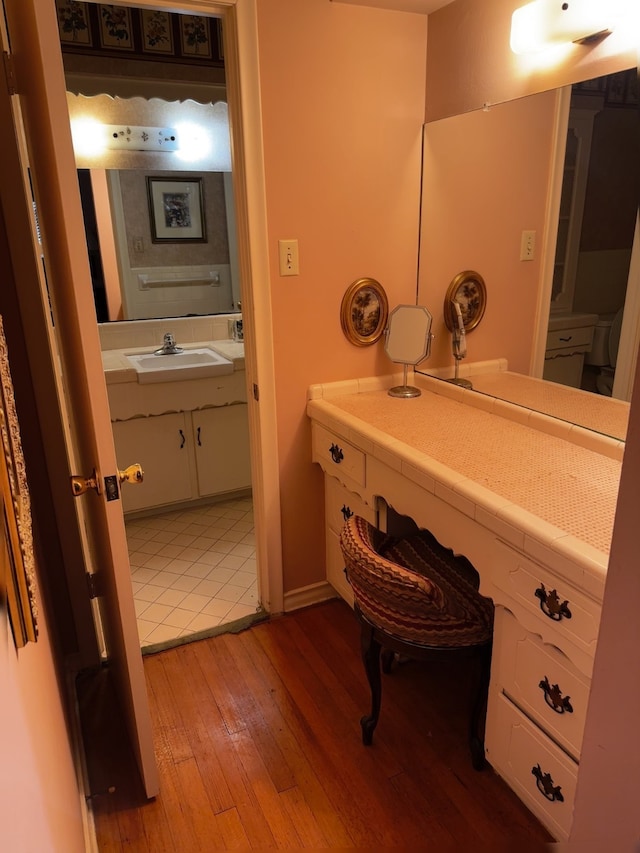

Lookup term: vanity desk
[307,372,622,841]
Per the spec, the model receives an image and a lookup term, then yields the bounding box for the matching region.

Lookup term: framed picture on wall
[0,316,38,648]
[146,177,207,243]
[56,0,92,46]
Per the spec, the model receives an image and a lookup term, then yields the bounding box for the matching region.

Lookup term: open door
[0,0,158,797]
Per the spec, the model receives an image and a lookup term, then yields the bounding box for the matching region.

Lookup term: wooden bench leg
[360,621,382,745]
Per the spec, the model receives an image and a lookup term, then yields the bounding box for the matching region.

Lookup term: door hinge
[2,52,17,96]
[86,572,100,600]
[253,382,259,402]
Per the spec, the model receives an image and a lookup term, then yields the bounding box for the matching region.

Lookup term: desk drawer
[325,474,373,534]
[493,541,600,667]
[324,476,375,606]
[546,326,593,352]
[486,691,577,841]
[313,423,366,486]
[493,608,589,761]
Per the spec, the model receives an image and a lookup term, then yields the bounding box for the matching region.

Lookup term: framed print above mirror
[147,176,206,243]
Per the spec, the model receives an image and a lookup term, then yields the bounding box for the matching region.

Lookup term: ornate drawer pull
[179,429,186,449]
[535,583,572,621]
[329,443,344,464]
[532,763,564,802]
[539,676,573,714]
[341,504,353,521]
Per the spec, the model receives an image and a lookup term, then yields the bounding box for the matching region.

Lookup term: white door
[0,0,159,797]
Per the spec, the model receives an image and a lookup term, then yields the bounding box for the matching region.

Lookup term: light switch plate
[279,239,299,276]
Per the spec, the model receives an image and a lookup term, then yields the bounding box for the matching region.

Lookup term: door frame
[41,0,282,625]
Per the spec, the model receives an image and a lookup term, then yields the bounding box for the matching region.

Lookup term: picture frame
[56,0,92,46]
[98,4,134,51]
[146,177,207,244]
[340,278,389,346]
[141,9,174,55]
[443,270,487,332]
[0,317,38,648]
[179,15,213,59]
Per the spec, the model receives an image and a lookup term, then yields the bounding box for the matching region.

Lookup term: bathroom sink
[126,348,234,384]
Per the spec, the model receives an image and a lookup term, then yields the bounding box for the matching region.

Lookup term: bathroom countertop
[308,374,621,600]
[101,339,245,385]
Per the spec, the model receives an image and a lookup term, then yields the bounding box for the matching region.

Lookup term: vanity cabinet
[113,413,193,512]
[113,404,251,513]
[308,381,612,841]
[486,541,599,841]
[192,405,252,497]
[312,423,376,605]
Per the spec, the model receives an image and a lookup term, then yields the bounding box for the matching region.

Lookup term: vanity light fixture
[510,0,617,54]
[104,124,179,152]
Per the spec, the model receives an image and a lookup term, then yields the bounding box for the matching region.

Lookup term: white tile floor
[126,497,259,649]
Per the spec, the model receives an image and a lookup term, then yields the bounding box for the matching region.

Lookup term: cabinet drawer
[326,527,354,606]
[312,424,365,486]
[493,540,600,669]
[493,608,589,761]
[546,326,593,352]
[486,691,577,841]
[324,474,374,534]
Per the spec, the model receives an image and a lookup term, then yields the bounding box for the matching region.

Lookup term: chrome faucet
[154,333,183,355]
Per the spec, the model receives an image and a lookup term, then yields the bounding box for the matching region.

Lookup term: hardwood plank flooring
[90,599,553,851]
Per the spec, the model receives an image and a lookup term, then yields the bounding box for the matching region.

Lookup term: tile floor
[127,496,259,649]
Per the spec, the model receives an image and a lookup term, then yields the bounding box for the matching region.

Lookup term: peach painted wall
[256,0,428,593]
[426,0,637,121]
[0,595,85,851]
[418,88,558,375]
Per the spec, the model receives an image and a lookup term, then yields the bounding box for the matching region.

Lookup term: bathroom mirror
[59,5,238,323]
[417,66,638,442]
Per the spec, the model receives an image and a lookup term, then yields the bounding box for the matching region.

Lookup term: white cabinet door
[193,405,251,497]
[113,414,193,512]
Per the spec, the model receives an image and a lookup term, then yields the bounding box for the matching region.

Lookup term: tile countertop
[102,340,245,385]
[307,378,620,600]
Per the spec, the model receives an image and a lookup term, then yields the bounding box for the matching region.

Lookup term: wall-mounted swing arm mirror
[385,304,434,398]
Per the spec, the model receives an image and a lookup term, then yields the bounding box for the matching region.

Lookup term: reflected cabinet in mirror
[417,67,638,442]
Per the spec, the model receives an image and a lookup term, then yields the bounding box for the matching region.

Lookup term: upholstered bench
[340,515,494,769]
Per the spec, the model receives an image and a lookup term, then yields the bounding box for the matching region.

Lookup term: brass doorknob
[70,468,101,497]
[118,463,144,485]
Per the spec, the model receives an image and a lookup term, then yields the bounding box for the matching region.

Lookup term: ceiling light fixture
[510,0,616,54]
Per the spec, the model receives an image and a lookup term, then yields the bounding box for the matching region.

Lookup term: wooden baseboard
[283,580,337,612]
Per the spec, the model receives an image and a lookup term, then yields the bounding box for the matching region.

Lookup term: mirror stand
[447,357,473,390]
[384,305,434,400]
[389,364,421,398]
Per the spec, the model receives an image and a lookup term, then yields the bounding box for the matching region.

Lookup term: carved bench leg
[360,622,382,745]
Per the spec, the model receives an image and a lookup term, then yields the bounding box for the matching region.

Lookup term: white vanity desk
[307,372,622,841]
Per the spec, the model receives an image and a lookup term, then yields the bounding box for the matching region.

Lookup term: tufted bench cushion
[340,515,494,648]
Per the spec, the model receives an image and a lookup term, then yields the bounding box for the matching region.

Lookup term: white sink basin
[126,348,234,384]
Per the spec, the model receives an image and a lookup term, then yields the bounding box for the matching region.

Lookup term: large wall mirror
[417,65,639,442]
[58,2,239,323]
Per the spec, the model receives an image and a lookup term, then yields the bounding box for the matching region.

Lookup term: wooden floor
[90,599,553,851]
